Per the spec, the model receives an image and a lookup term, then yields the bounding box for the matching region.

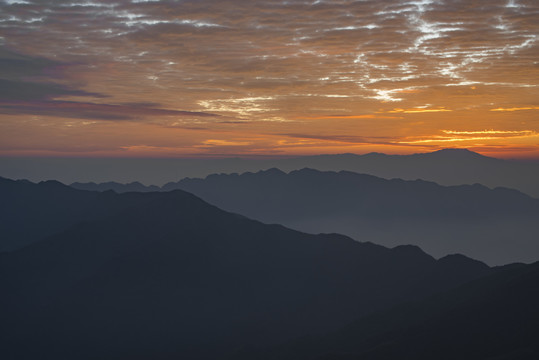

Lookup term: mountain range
[4,149,539,197]
[72,168,539,265]
[0,177,495,359]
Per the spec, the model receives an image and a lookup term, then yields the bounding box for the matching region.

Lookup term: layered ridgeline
[0,177,491,359]
[72,169,539,265]
[7,149,538,197]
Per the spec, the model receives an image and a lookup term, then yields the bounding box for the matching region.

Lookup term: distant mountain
[274,148,539,198]
[4,149,539,197]
[241,260,539,360]
[0,179,491,359]
[70,180,160,193]
[141,168,537,265]
[207,148,539,198]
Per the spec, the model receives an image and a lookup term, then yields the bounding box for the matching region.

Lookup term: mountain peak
[430,148,485,157]
[258,167,286,176]
[439,253,487,264]
[362,152,388,157]
[290,167,324,175]
[38,179,70,189]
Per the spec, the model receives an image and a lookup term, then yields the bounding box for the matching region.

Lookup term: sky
[0,0,538,159]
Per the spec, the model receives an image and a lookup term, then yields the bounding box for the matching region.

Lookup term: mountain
[0,176,164,251]
[0,179,491,359]
[204,148,539,198]
[241,260,539,360]
[274,148,539,198]
[70,180,160,193]
[79,168,539,265]
[4,149,539,197]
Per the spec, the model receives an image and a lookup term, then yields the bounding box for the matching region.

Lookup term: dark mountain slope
[0,176,164,251]
[1,176,104,251]
[0,188,490,360]
[245,261,539,360]
[159,168,539,265]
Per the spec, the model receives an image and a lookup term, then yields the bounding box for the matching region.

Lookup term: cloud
[201,139,253,146]
[0,100,220,121]
[0,47,65,81]
[3,0,535,109]
[490,106,539,112]
[0,78,103,101]
[0,47,103,102]
[0,0,537,156]
[280,133,397,145]
[387,107,452,113]
[442,130,535,135]
[399,129,538,144]
[0,47,220,121]
[296,114,402,120]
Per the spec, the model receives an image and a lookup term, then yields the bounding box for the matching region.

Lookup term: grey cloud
[0,100,220,121]
[280,133,398,145]
[0,78,103,101]
[0,47,60,81]
[0,46,222,121]
[0,47,101,101]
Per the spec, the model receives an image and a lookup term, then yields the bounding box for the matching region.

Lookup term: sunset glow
[0,0,538,158]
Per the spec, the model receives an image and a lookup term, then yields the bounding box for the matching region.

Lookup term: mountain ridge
[4,148,539,197]
[78,168,539,265]
[0,179,492,359]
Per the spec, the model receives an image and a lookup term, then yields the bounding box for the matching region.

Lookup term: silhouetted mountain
[240,261,539,360]
[110,168,539,265]
[71,180,160,193]
[269,149,539,198]
[7,149,536,197]
[0,181,491,359]
[0,176,175,251]
[1,176,102,251]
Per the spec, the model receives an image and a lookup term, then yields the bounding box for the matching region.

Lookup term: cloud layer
[0,0,538,157]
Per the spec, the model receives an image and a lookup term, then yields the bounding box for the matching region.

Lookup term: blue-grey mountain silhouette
[71,168,539,265]
[4,149,539,197]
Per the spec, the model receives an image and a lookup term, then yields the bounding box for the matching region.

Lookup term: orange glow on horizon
[490,106,539,112]
[387,108,452,114]
[295,114,402,120]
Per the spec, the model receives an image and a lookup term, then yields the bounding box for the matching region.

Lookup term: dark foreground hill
[239,261,539,360]
[74,168,539,265]
[0,180,491,360]
[0,176,165,251]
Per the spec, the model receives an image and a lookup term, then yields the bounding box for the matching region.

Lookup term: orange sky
[0,0,538,159]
